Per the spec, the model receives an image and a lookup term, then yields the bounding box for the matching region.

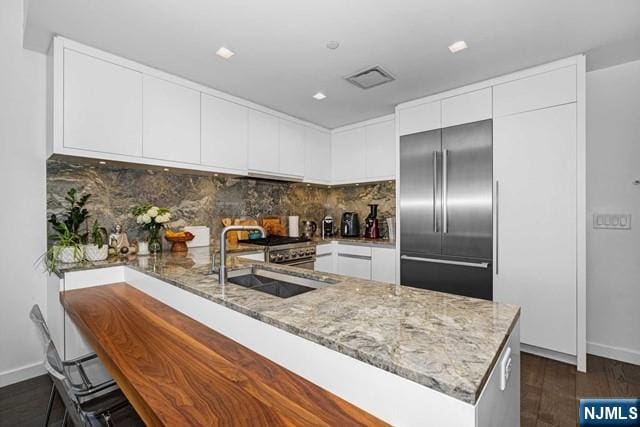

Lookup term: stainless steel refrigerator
[400,119,493,300]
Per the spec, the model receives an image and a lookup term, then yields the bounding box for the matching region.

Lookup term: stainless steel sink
[226,267,336,298]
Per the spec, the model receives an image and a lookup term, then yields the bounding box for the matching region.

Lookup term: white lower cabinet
[371,247,396,283]
[314,243,336,273]
[337,245,372,280]
[338,254,371,280]
[493,103,577,356]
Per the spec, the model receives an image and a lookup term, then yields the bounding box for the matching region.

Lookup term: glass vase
[147,223,162,254]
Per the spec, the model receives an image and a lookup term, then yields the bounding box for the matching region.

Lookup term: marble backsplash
[47,159,395,245]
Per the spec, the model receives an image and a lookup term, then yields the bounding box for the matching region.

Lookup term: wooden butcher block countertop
[61,283,385,426]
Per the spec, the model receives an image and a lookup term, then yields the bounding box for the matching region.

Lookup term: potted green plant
[44,188,91,271]
[84,220,109,262]
[44,223,84,272]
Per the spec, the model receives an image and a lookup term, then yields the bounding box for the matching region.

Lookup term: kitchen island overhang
[51,250,520,426]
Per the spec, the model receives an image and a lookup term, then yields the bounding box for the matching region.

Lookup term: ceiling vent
[345,65,395,89]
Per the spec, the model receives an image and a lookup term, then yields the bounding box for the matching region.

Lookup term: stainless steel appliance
[238,236,316,269]
[400,119,493,300]
[341,212,360,237]
[364,204,380,239]
[300,220,317,239]
[321,216,335,237]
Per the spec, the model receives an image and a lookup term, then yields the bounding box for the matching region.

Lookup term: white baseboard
[521,343,577,366]
[588,342,640,366]
[0,361,45,387]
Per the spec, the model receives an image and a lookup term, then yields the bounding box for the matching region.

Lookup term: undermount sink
[227,267,336,298]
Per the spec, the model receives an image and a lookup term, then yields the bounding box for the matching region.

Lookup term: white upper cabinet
[365,119,395,179]
[493,65,577,117]
[332,127,366,182]
[304,128,331,183]
[248,110,280,173]
[142,76,200,164]
[441,88,492,128]
[398,101,440,136]
[200,94,248,172]
[279,120,305,177]
[63,49,143,157]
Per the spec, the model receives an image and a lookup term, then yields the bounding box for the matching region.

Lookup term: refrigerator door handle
[401,255,490,269]
[495,180,499,275]
[433,150,438,233]
[442,149,449,234]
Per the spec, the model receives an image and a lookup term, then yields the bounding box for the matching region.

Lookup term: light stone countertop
[56,247,519,405]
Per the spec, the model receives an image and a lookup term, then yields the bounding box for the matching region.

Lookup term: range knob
[291,251,298,258]
[276,253,284,261]
[269,254,277,262]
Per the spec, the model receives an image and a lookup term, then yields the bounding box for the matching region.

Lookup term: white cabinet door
[337,254,371,280]
[304,128,331,183]
[248,110,279,173]
[365,120,396,179]
[63,49,143,157]
[201,94,248,172]
[494,103,577,355]
[279,120,305,177]
[441,88,492,128]
[493,65,576,117]
[398,101,441,136]
[332,127,366,182]
[143,76,200,164]
[314,253,335,274]
[371,247,396,284]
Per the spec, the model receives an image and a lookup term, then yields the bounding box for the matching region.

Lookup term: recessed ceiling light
[313,92,327,100]
[215,47,235,59]
[448,41,468,53]
[98,161,106,165]
[326,41,340,50]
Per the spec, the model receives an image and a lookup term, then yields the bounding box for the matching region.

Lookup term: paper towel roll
[288,216,299,237]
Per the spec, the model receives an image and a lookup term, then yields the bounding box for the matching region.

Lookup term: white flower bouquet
[132,205,172,253]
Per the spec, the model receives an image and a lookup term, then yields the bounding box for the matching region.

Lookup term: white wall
[586,59,640,366]
[0,0,48,386]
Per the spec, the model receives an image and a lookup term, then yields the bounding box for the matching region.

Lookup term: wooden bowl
[165,234,195,252]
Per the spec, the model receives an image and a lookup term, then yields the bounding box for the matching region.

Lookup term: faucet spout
[217,225,266,285]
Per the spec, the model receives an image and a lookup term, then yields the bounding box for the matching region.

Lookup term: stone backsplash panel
[47,159,396,245]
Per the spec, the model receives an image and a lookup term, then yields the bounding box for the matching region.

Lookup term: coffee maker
[321,216,335,237]
[364,204,380,239]
[341,212,360,237]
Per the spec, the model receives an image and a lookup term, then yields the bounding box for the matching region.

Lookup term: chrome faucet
[216,225,266,285]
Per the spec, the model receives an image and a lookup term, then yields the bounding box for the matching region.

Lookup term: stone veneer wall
[47,159,395,245]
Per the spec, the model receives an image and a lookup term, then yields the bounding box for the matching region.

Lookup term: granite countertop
[56,247,519,405]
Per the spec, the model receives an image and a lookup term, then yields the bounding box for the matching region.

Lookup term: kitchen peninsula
[51,248,520,426]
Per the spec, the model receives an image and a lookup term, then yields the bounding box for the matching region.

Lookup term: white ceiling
[24,0,640,128]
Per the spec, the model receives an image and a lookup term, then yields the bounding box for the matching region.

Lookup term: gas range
[238,236,316,268]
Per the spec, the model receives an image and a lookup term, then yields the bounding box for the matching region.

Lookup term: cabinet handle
[443,149,449,234]
[338,253,371,260]
[315,253,331,258]
[496,180,499,275]
[400,255,489,269]
[433,151,438,233]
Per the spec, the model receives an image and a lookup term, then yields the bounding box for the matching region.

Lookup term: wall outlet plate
[592,213,631,230]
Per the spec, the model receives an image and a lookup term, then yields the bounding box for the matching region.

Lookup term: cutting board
[261,216,285,236]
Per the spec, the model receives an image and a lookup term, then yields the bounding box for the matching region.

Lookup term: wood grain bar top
[61,283,386,426]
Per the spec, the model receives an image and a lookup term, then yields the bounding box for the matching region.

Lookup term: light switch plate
[593,214,631,230]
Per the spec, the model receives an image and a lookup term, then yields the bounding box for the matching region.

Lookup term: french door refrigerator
[400,119,493,300]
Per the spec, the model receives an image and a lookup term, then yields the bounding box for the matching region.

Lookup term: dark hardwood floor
[522,353,640,427]
[1,353,638,426]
